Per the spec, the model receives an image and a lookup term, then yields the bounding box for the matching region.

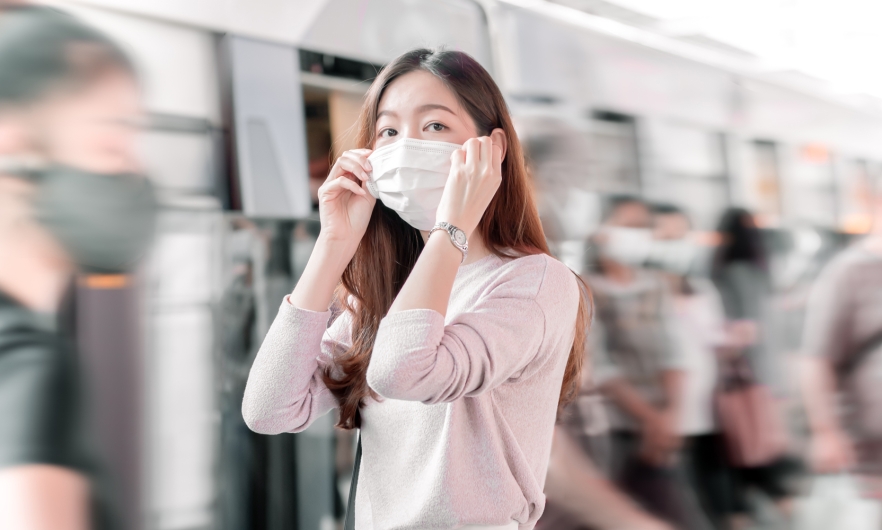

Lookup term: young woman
[242,49,590,529]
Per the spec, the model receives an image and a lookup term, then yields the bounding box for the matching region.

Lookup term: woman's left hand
[435,132,504,238]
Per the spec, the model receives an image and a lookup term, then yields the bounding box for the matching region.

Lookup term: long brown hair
[322,48,592,429]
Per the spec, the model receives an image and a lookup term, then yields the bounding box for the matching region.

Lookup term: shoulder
[0,301,66,378]
[494,253,580,315]
[487,253,570,295]
[0,315,79,468]
[822,245,879,280]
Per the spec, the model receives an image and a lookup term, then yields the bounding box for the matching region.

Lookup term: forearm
[546,427,666,530]
[799,356,842,434]
[0,465,89,530]
[388,230,461,316]
[600,378,660,423]
[660,369,685,416]
[289,235,354,311]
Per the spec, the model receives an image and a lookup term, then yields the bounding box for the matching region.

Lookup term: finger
[464,138,480,170]
[450,148,466,169]
[479,136,492,171]
[342,150,373,173]
[324,175,366,197]
[491,141,503,172]
[337,156,371,182]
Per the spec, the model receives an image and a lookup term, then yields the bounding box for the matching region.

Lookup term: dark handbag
[343,434,362,530]
[715,355,788,467]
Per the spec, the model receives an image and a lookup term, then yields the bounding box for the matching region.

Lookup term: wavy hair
[322,48,592,428]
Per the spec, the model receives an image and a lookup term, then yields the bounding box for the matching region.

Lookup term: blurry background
[23,0,882,529]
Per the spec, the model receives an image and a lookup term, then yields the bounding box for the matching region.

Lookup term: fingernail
[365,161,372,171]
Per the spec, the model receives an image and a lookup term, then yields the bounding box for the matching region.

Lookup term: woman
[711,208,794,529]
[242,49,590,530]
[0,6,154,530]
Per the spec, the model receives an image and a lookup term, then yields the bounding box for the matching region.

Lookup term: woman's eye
[380,128,398,138]
[427,122,446,132]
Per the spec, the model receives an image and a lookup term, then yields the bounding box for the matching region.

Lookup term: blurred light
[841,214,873,234]
[79,274,130,290]
[801,143,831,164]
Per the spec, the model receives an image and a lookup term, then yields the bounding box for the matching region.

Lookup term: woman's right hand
[317,149,376,252]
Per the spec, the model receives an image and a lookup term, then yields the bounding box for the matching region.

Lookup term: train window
[589,111,641,195]
[303,88,333,211]
[302,83,367,213]
[782,143,837,228]
[645,122,729,230]
[837,158,874,234]
[741,140,782,227]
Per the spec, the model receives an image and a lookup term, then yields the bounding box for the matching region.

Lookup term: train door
[643,121,730,230]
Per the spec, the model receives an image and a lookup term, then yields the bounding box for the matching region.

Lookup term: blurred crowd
[539,195,882,530]
[1,3,882,530]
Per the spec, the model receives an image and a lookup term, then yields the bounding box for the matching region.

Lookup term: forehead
[377,70,462,115]
[610,202,650,222]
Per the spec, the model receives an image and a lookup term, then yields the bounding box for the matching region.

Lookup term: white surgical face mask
[649,238,698,276]
[599,226,652,267]
[366,138,461,231]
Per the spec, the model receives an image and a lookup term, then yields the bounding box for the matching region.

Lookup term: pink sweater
[242,253,580,529]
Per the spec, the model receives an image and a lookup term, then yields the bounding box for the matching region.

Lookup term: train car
[40,1,882,529]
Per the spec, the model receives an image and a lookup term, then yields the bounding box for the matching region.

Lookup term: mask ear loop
[0,156,46,181]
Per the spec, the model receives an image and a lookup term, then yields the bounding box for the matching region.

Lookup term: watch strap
[430,222,468,263]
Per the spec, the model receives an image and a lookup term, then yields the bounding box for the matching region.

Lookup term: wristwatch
[430,221,468,263]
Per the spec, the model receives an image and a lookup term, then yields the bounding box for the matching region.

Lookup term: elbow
[241,397,280,434]
[241,395,307,435]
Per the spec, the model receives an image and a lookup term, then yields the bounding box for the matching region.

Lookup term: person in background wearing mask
[587,195,710,530]
[649,204,735,529]
[0,6,155,530]
[799,177,882,505]
[242,49,591,530]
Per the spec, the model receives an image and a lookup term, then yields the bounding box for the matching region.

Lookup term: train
[40,1,882,529]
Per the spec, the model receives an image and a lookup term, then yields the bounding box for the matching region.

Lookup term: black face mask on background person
[30,165,157,274]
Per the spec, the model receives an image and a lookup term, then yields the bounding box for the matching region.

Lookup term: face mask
[31,166,157,274]
[366,138,461,231]
[598,226,652,267]
[649,238,698,276]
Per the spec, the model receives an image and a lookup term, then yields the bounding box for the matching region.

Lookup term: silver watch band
[430,221,468,263]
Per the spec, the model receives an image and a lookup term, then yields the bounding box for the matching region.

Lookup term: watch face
[453,229,467,246]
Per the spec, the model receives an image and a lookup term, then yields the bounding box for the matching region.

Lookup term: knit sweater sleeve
[242,298,348,434]
[366,257,551,404]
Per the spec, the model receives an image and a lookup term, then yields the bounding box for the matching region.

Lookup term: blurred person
[0,6,154,530]
[242,49,591,530]
[650,204,738,529]
[712,208,796,528]
[540,425,673,530]
[799,178,882,505]
[712,208,782,393]
[587,195,711,530]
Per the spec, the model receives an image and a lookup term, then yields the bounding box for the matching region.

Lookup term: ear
[489,128,507,161]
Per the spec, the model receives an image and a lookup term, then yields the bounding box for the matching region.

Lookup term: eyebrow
[376,104,456,120]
